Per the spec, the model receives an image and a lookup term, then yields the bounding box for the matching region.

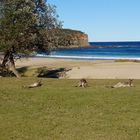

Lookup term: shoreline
[15,57,140,79]
[36,55,140,60]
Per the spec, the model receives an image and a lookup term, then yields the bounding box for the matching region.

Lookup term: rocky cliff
[39,28,89,52]
[57,29,89,48]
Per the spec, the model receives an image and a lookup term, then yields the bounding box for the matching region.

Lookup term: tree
[0,0,62,77]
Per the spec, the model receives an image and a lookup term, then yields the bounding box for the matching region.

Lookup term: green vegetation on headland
[0,78,140,140]
[38,28,89,52]
[115,59,140,62]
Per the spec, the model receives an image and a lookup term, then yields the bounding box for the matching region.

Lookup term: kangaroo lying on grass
[76,79,88,88]
[110,79,134,88]
[23,81,43,88]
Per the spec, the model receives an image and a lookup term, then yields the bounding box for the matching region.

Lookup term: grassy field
[0,78,140,140]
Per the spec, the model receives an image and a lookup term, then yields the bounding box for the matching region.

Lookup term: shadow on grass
[17,66,71,78]
[0,65,15,77]
[38,67,72,78]
[17,66,29,74]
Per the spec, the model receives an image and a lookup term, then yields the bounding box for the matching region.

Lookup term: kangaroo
[77,78,88,88]
[110,79,134,88]
[23,80,43,88]
[124,79,134,87]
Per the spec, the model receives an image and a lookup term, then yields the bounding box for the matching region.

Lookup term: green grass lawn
[0,78,140,140]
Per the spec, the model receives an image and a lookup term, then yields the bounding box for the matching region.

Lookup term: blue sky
[47,0,140,42]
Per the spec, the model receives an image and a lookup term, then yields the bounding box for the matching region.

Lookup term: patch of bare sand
[15,57,140,79]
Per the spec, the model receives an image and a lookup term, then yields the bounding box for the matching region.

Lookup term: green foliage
[0,0,62,54]
[0,0,36,52]
[18,66,49,77]
[0,78,140,139]
[38,28,88,51]
[115,59,140,62]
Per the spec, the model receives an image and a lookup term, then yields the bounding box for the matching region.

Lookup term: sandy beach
[14,57,140,79]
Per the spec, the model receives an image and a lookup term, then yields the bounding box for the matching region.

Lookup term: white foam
[36,54,140,60]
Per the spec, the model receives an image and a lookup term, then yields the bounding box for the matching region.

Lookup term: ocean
[37,41,140,60]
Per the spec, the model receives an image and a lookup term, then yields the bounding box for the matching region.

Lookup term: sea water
[37,41,140,60]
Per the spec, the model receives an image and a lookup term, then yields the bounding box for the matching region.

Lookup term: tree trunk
[2,50,10,68]
[1,51,20,78]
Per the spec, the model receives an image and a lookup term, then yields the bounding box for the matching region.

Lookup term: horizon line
[89,40,140,43]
